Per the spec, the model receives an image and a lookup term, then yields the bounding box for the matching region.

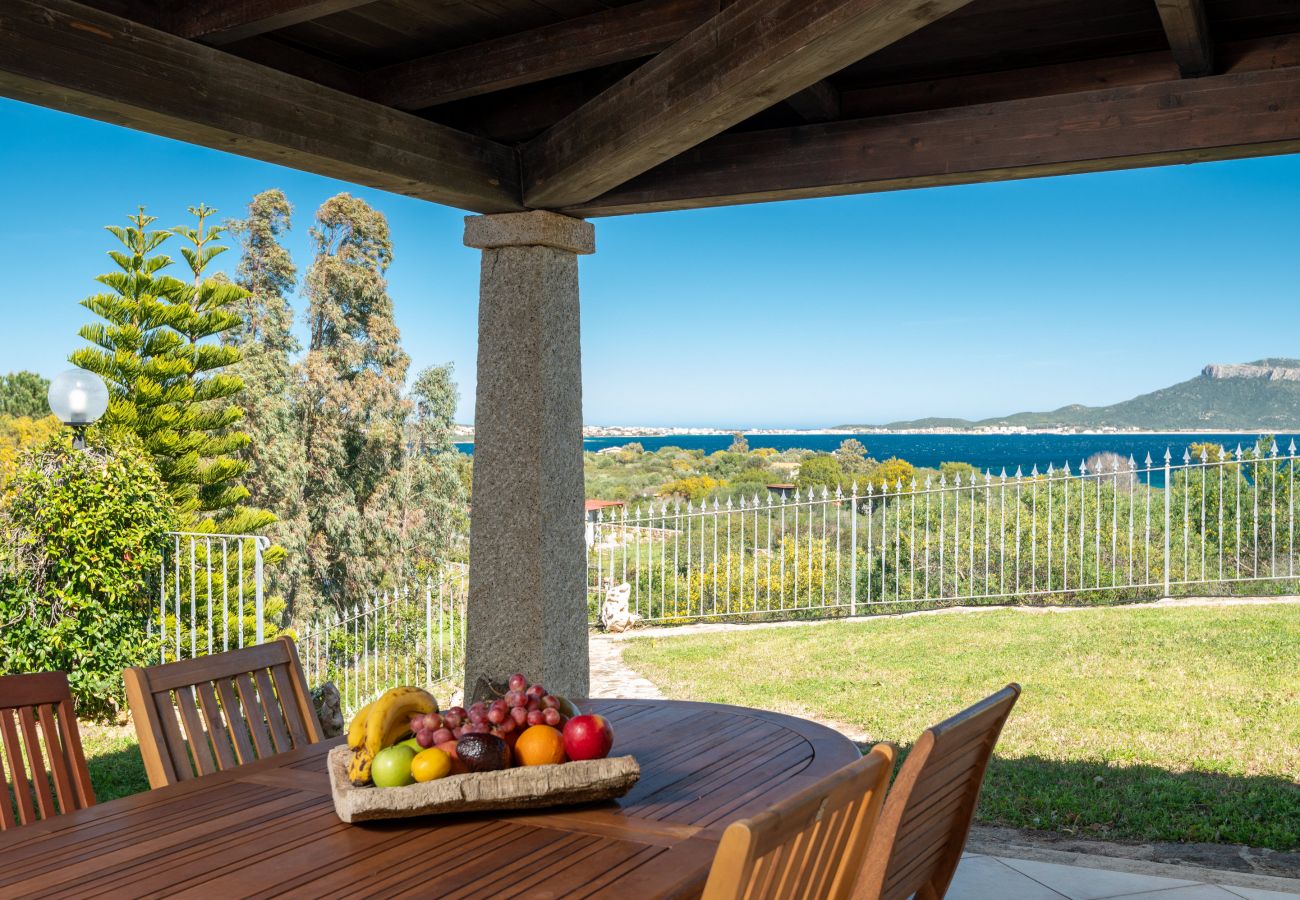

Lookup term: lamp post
[47,368,109,449]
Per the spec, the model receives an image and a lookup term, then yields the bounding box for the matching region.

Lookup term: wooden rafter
[0,0,521,213]
[521,0,978,209]
[163,0,379,46]
[1155,0,1215,77]
[569,64,1300,216]
[367,0,718,111]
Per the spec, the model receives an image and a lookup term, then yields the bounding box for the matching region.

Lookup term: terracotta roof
[585,499,626,512]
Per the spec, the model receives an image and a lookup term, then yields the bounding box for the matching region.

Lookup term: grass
[622,602,1300,850]
[80,723,149,802]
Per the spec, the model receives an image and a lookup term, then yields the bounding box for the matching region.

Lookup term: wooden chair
[124,636,323,789]
[702,743,895,900]
[852,684,1021,900]
[1,671,96,830]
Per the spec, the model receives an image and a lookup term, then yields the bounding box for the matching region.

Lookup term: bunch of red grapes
[407,673,568,749]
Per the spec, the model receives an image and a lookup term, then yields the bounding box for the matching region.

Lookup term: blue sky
[2,97,1298,428]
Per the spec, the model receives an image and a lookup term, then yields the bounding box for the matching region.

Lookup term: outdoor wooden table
[0,698,859,898]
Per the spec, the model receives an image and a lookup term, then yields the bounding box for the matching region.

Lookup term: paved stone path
[588,632,662,699]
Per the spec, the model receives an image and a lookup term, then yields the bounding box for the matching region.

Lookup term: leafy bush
[660,475,722,504]
[0,434,174,720]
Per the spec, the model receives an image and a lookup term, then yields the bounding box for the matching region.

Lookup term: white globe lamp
[47,368,109,449]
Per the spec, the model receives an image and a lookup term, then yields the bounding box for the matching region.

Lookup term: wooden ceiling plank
[167,1,382,46]
[367,0,718,110]
[1155,0,1215,76]
[224,35,365,94]
[0,0,522,214]
[521,0,979,209]
[569,63,1300,215]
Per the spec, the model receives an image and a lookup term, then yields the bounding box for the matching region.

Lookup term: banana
[346,700,375,751]
[348,686,439,785]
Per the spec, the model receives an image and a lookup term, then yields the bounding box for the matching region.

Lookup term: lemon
[411,747,453,783]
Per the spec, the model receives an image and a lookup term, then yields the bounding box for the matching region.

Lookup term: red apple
[562,714,614,761]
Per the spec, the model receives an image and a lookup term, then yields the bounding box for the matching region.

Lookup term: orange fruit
[513,725,566,766]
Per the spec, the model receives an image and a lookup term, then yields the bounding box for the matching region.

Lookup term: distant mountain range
[840,360,1300,433]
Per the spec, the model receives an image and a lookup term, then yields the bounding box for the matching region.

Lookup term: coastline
[452,427,1285,444]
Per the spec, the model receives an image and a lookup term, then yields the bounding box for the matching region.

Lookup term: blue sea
[456,432,1296,475]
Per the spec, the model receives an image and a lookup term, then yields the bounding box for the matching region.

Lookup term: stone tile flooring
[952,854,1300,899]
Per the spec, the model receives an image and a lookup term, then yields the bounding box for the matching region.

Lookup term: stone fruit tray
[327,744,641,823]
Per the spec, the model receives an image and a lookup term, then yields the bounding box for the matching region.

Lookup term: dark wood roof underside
[3,0,1299,215]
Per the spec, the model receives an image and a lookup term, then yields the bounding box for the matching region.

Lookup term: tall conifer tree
[73,207,266,528]
[299,194,410,610]
[228,190,309,612]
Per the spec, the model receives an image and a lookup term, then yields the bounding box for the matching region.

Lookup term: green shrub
[0,434,174,720]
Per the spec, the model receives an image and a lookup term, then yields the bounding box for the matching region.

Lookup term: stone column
[463,210,594,701]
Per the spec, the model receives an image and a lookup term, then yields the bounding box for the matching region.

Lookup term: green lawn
[81,724,149,802]
[622,603,1300,850]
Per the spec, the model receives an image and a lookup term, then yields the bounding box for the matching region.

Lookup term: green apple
[398,736,422,752]
[371,745,416,788]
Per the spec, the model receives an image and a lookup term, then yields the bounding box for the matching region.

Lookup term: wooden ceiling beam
[1155,0,1215,77]
[164,1,380,46]
[0,0,522,213]
[367,0,718,111]
[569,63,1300,215]
[521,0,978,209]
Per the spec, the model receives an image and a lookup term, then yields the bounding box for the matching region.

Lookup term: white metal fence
[297,569,468,715]
[586,441,1300,624]
[155,442,1300,694]
[153,534,467,716]
[153,532,269,663]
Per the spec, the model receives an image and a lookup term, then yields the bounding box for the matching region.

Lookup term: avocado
[457,733,510,772]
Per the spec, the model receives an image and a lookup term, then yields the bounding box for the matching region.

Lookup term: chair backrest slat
[0,710,36,825]
[703,743,895,900]
[174,687,218,777]
[0,671,96,830]
[154,691,196,783]
[233,672,276,757]
[36,704,75,813]
[853,684,1021,900]
[269,664,309,748]
[125,637,324,789]
[214,678,257,765]
[253,668,292,754]
[194,682,238,770]
[16,707,57,820]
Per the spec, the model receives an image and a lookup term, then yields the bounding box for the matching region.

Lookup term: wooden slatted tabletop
[0,699,859,898]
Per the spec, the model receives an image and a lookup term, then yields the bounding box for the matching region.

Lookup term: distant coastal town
[451,424,1213,440]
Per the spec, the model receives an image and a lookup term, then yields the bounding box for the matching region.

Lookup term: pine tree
[72,210,194,498]
[72,207,269,531]
[0,371,51,418]
[227,190,310,612]
[299,194,410,611]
